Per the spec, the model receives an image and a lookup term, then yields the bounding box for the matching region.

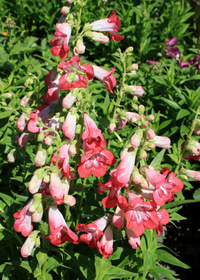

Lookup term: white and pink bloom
[78,150,116,178]
[47,206,79,246]
[62,112,76,141]
[16,113,27,132]
[97,225,113,258]
[156,208,169,236]
[92,65,117,94]
[14,200,34,237]
[145,168,184,206]
[128,86,145,97]
[49,22,71,60]
[45,69,61,102]
[18,133,30,148]
[49,173,65,205]
[51,144,71,178]
[76,216,109,248]
[82,114,106,153]
[153,136,171,149]
[58,56,94,91]
[90,11,124,42]
[124,193,159,237]
[34,149,47,167]
[181,169,200,181]
[21,230,39,258]
[125,228,141,249]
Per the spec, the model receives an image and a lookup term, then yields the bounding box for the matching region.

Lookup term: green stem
[175,101,200,175]
[76,177,87,225]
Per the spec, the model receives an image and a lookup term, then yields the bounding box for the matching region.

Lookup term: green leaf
[170,212,187,221]
[0,111,13,119]
[0,193,13,207]
[159,120,172,130]
[156,249,190,269]
[103,266,138,280]
[160,97,181,109]
[180,75,200,84]
[167,154,179,164]
[176,109,190,120]
[164,199,200,209]
[94,257,111,280]
[150,149,165,169]
[193,188,200,200]
[150,264,177,280]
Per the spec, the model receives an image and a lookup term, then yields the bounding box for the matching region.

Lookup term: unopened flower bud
[29,170,43,194]
[181,169,200,180]
[62,91,76,109]
[138,104,145,115]
[34,149,47,167]
[20,95,31,107]
[140,176,149,189]
[37,133,44,142]
[44,135,54,146]
[85,31,109,43]
[61,6,70,14]
[69,143,77,155]
[132,168,142,184]
[83,23,93,32]
[24,78,34,87]
[7,149,16,163]
[109,121,116,133]
[2,92,13,98]
[146,128,155,139]
[139,149,147,159]
[21,230,40,258]
[125,46,134,54]
[130,129,143,148]
[74,38,85,55]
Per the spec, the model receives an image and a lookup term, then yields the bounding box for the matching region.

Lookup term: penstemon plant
[4,0,200,279]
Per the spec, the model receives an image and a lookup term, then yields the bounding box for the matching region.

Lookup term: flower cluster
[11,0,197,260]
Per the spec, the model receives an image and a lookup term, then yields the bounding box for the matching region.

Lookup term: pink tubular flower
[90,11,124,42]
[113,152,135,187]
[62,91,76,109]
[125,228,141,249]
[92,65,117,94]
[82,114,106,153]
[17,113,27,132]
[78,150,116,178]
[97,225,113,258]
[62,112,76,141]
[112,206,124,230]
[34,149,47,167]
[49,173,65,205]
[181,140,200,161]
[153,136,171,149]
[145,168,184,206]
[58,56,94,91]
[124,193,159,237]
[45,69,61,102]
[76,216,109,248]
[181,169,200,181]
[49,23,71,60]
[48,206,79,246]
[156,209,169,236]
[128,86,145,97]
[27,100,59,134]
[14,200,33,237]
[21,230,39,258]
[98,177,122,209]
[87,31,110,43]
[51,144,71,178]
[18,133,29,148]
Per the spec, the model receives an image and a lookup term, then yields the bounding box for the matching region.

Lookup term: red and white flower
[47,206,79,246]
[92,65,116,94]
[14,200,34,237]
[49,23,71,60]
[90,11,124,42]
[76,216,109,248]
